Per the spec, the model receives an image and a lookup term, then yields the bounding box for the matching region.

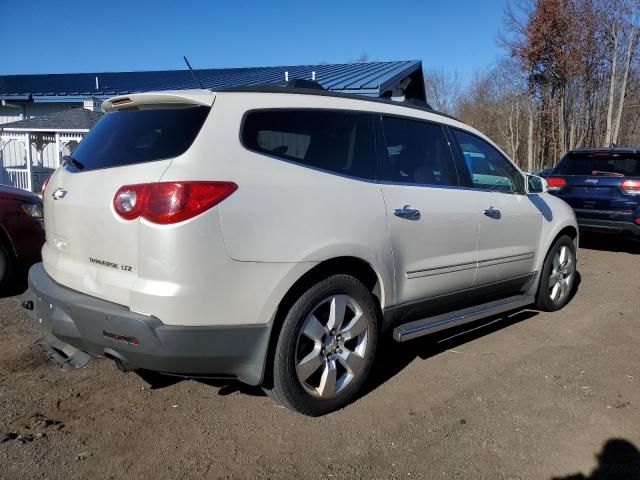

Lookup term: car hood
[0,184,41,203]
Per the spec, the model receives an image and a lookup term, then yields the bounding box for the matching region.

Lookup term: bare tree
[423,67,461,114]
[450,0,640,169]
[613,0,640,143]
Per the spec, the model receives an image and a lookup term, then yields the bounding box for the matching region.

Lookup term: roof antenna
[183,56,204,89]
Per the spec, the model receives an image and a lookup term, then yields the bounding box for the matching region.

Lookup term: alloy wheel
[295,294,369,398]
[548,245,575,302]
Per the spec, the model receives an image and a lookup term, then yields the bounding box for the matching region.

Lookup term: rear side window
[554,152,640,176]
[242,109,376,180]
[379,116,458,187]
[68,106,210,172]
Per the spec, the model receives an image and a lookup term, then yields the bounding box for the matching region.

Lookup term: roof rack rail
[218,84,461,122]
[404,97,433,110]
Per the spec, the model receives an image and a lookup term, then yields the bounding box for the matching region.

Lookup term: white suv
[24,83,578,415]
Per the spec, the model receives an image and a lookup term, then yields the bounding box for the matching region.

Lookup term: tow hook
[21,300,34,311]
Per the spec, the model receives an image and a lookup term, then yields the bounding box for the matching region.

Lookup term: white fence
[3,167,31,191]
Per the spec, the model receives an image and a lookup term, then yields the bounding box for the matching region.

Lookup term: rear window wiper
[62,155,85,170]
[591,170,624,177]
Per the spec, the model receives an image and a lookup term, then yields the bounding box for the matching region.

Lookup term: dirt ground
[1,233,639,480]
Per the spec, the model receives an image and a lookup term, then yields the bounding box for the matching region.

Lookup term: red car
[0,185,45,290]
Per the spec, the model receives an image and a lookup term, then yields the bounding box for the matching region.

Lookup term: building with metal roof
[0,60,425,193]
[0,60,424,103]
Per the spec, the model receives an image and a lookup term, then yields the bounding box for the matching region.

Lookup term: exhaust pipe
[103,349,134,372]
[111,356,127,372]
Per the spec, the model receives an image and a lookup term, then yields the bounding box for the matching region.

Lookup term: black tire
[536,235,577,312]
[0,242,14,291]
[265,274,379,416]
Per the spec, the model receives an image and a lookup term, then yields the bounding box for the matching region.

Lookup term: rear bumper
[576,217,640,236]
[24,263,271,385]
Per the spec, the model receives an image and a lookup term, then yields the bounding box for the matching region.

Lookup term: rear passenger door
[378,116,479,318]
[450,129,542,286]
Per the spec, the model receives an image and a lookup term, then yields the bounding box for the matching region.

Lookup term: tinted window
[554,152,640,176]
[380,117,457,186]
[242,110,376,180]
[453,129,524,194]
[68,106,210,172]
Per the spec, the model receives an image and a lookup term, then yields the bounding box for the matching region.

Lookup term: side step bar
[393,294,535,342]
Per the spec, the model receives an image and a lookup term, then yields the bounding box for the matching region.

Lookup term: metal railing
[3,167,31,191]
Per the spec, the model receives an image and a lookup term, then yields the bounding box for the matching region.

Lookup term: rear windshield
[67,106,210,172]
[554,152,640,176]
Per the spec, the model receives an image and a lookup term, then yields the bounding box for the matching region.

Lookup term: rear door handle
[484,207,501,219]
[394,205,421,220]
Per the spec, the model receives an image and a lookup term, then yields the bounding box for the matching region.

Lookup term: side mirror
[526,174,547,194]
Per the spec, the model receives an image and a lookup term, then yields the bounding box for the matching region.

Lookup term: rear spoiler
[102,90,215,112]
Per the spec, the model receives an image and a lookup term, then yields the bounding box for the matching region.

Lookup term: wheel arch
[526,223,579,298]
[549,225,579,254]
[261,256,385,388]
[0,223,16,256]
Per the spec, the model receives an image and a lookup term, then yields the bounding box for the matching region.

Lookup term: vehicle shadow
[0,274,28,300]
[363,271,581,399]
[359,308,539,399]
[580,232,640,254]
[138,308,543,400]
[136,368,266,397]
[551,438,640,480]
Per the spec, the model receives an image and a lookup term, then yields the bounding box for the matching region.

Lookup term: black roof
[0,107,103,131]
[222,84,460,121]
[570,147,640,154]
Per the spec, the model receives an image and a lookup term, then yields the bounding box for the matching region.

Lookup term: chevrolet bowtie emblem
[52,188,67,200]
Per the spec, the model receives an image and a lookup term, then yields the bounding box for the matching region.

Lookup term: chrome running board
[393,294,535,342]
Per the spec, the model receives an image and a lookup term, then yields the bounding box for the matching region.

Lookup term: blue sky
[0,0,508,78]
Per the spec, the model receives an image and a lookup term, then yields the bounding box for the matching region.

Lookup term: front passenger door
[451,129,543,287]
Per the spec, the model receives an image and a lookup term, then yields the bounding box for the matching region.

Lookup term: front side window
[379,116,458,187]
[453,129,524,194]
[242,110,376,180]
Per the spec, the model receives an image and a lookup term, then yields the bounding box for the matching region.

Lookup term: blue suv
[547,147,640,238]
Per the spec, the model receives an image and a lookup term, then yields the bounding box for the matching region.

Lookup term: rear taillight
[114,185,146,220]
[41,175,51,198]
[546,177,567,192]
[620,179,640,195]
[113,181,237,224]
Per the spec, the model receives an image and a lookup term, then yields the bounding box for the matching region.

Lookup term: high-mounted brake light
[620,179,640,195]
[113,181,237,224]
[546,177,567,192]
[111,97,133,106]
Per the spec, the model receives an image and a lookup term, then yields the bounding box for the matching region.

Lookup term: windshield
[67,106,210,172]
[554,152,640,176]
